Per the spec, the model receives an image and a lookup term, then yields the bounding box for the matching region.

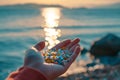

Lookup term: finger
[65,46,80,68]
[67,38,80,49]
[34,41,45,51]
[70,44,80,53]
[51,39,71,50]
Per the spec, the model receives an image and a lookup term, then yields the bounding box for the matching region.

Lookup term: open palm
[24,38,80,80]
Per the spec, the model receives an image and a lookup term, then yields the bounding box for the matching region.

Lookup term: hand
[24,38,80,80]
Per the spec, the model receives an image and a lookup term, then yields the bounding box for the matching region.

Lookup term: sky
[0,0,120,8]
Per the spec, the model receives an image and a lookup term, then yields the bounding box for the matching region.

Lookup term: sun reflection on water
[41,8,61,49]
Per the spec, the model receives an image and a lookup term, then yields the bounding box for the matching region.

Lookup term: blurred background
[0,0,120,80]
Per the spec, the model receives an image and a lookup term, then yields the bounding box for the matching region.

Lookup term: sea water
[0,6,120,79]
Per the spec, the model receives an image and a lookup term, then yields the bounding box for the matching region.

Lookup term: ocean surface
[0,6,120,79]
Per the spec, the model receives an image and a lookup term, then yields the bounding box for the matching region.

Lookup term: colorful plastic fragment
[42,48,72,66]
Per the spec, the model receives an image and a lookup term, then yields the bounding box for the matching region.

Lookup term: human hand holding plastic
[24,38,80,80]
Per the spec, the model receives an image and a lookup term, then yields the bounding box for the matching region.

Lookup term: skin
[24,38,81,80]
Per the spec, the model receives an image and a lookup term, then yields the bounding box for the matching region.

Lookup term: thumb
[25,41,45,57]
[24,41,45,66]
[24,47,44,66]
[34,41,45,51]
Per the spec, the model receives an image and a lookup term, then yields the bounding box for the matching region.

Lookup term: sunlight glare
[41,8,61,49]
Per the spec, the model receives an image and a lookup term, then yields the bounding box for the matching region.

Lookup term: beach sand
[56,63,120,80]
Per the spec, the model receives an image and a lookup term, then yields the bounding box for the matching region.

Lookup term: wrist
[25,64,55,80]
[15,66,48,80]
[25,66,48,80]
